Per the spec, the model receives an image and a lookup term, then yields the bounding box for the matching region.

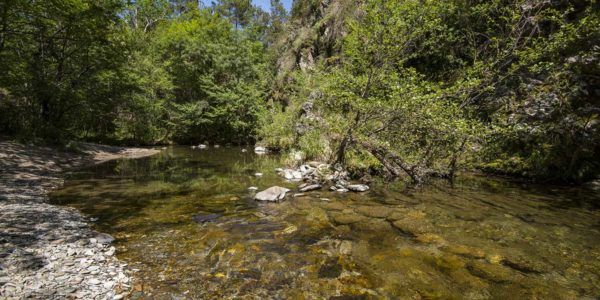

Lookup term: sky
[252,0,293,12]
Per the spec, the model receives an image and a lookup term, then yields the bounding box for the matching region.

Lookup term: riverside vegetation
[0,0,598,184]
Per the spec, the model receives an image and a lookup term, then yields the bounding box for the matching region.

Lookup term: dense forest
[1,0,598,183]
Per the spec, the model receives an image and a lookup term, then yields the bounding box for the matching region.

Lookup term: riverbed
[49,146,600,299]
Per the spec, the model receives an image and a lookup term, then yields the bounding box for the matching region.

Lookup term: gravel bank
[0,140,159,299]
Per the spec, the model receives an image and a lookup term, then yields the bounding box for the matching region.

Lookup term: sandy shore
[0,140,160,299]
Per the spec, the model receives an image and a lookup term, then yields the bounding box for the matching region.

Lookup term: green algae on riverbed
[50,146,600,299]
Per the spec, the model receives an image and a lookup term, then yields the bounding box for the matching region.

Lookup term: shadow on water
[49,146,600,299]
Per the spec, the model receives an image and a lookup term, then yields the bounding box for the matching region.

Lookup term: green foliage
[149,9,267,144]
[257,102,296,150]
[0,0,126,142]
[260,0,599,183]
[0,0,270,146]
[297,129,330,161]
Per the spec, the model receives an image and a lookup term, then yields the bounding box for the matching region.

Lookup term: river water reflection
[50,146,600,299]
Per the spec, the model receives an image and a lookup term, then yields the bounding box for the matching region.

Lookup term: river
[49,146,600,299]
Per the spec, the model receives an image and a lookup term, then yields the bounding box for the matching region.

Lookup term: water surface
[50,146,600,299]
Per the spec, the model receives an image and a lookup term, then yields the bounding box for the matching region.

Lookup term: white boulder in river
[254,146,267,154]
[255,186,290,201]
[198,144,208,149]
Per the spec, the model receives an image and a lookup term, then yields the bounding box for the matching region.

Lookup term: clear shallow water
[49,146,600,299]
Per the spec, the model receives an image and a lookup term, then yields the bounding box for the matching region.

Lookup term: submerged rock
[467,261,513,283]
[355,206,391,218]
[415,233,446,245]
[192,213,221,223]
[318,257,343,278]
[502,255,548,274]
[255,186,290,202]
[347,184,369,192]
[331,213,365,225]
[391,218,433,236]
[442,244,485,259]
[299,184,321,192]
[322,202,347,211]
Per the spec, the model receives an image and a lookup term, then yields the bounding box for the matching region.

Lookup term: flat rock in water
[255,186,290,202]
[347,184,369,192]
[299,184,321,192]
[192,213,222,223]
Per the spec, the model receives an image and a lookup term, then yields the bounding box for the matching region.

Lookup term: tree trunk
[355,138,424,184]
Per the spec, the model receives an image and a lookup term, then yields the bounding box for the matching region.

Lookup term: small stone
[254,173,263,177]
[87,266,99,271]
[282,225,298,234]
[248,186,258,191]
[347,184,369,192]
[88,278,100,285]
[192,213,221,223]
[93,232,115,245]
[299,184,321,192]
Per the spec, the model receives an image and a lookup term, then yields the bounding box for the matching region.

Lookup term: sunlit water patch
[50,147,600,299]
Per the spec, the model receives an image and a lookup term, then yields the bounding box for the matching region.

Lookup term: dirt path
[0,140,160,299]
